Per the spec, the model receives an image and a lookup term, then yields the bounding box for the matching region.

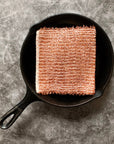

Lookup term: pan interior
[20,14,113,107]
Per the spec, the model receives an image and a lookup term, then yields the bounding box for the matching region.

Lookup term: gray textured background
[0,0,114,144]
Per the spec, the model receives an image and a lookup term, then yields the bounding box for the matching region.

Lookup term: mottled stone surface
[0,0,114,144]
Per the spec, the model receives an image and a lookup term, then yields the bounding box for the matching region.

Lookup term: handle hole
[3,114,14,126]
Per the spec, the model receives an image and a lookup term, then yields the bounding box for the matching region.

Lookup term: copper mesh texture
[36,27,96,95]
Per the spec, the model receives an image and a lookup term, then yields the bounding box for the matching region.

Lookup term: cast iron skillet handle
[0,88,39,130]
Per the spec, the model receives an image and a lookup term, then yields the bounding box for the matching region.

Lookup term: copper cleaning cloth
[36,27,96,95]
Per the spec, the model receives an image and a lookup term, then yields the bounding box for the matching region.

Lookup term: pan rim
[20,13,113,107]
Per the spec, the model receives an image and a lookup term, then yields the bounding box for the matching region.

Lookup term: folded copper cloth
[36,26,96,95]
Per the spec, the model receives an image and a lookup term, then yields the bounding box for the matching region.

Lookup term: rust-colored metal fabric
[36,27,96,95]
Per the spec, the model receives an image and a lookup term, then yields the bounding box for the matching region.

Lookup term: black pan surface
[21,13,113,107]
[0,13,113,130]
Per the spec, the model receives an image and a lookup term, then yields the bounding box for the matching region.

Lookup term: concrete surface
[0,0,114,144]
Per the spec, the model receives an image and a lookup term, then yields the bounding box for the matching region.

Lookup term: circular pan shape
[20,13,113,107]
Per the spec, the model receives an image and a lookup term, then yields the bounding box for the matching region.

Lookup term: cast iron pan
[0,13,113,129]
